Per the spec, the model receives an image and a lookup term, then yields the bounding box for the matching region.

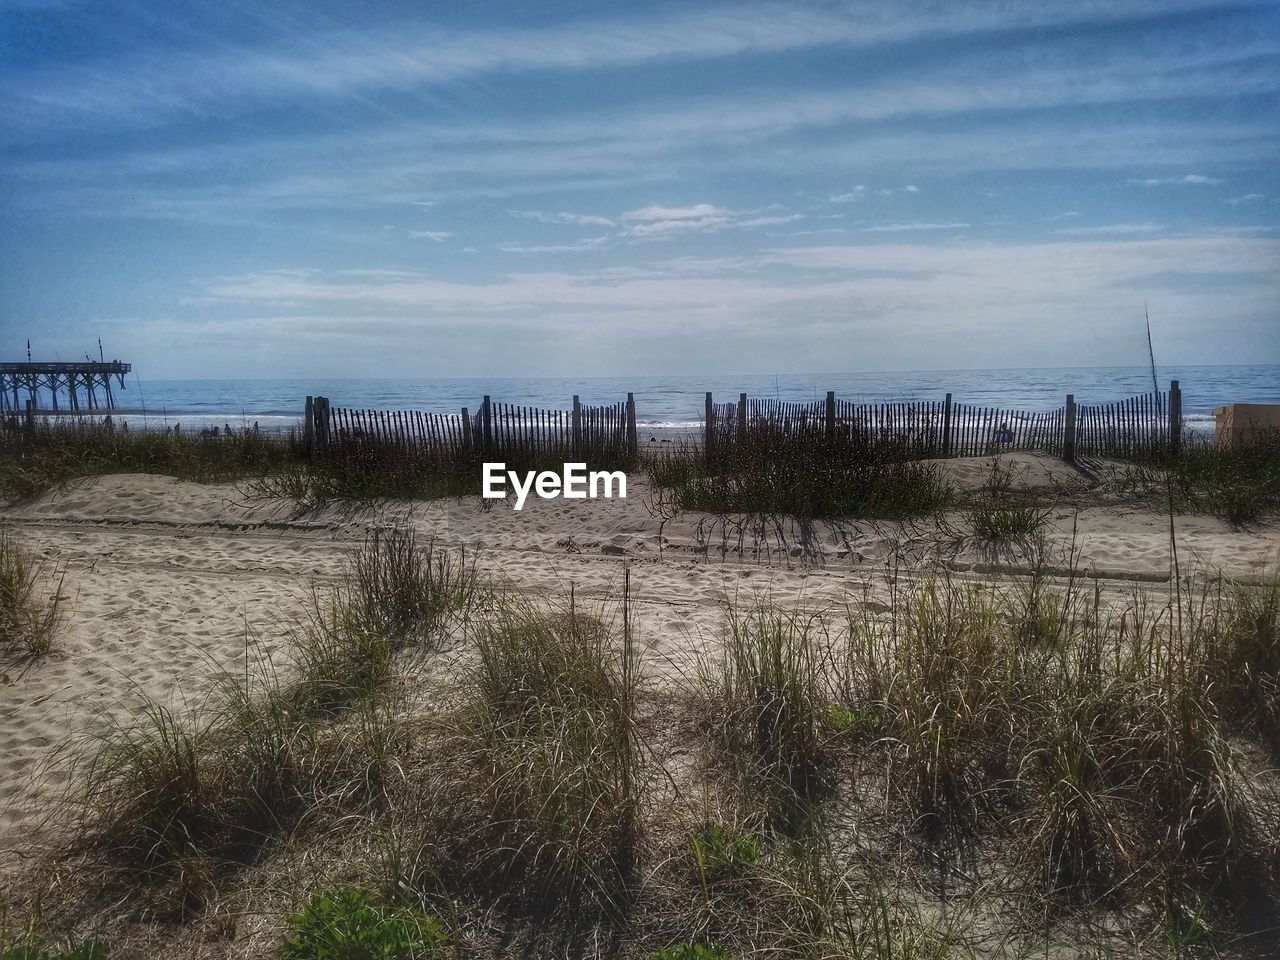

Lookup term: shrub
[823,703,885,741]
[651,944,731,960]
[280,887,447,960]
[689,824,760,882]
[0,941,105,960]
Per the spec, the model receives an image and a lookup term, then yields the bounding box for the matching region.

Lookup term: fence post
[941,393,953,456]
[705,391,716,467]
[461,407,472,455]
[1062,394,1076,462]
[825,390,836,440]
[24,398,35,435]
[303,396,314,458]
[316,397,331,456]
[625,392,637,459]
[1169,380,1181,455]
[482,396,492,454]
[737,392,747,444]
[572,395,581,458]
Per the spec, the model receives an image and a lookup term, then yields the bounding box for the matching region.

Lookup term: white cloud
[1227,193,1265,205]
[4,0,1231,137]
[1054,222,1164,236]
[829,186,866,202]
[498,236,610,253]
[409,230,452,241]
[511,210,615,226]
[858,221,968,232]
[1048,211,1081,220]
[1129,173,1223,186]
[614,204,803,239]
[186,235,1280,363]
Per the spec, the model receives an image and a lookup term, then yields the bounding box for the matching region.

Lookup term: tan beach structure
[1214,403,1280,448]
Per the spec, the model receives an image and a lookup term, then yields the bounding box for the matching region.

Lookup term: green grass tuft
[279,887,447,960]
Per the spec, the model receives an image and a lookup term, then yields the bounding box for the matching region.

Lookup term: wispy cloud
[1128,174,1223,186]
[511,210,615,226]
[1054,222,1164,236]
[409,230,452,242]
[497,236,610,253]
[615,204,801,240]
[1227,193,1265,205]
[858,221,968,232]
[3,0,1232,138]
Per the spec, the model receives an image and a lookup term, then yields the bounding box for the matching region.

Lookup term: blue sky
[1,0,1277,379]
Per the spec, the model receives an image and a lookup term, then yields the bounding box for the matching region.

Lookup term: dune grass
[23,559,1280,957]
[1110,432,1280,525]
[645,422,954,521]
[0,528,65,660]
[0,422,299,499]
[70,530,477,885]
[700,604,829,809]
[422,597,640,915]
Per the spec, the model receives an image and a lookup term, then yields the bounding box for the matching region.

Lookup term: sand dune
[1,456,1275,848]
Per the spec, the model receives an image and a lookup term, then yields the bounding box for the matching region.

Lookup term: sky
[1,0,1278,380]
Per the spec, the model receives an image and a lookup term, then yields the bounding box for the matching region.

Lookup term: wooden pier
[0,361,131,413]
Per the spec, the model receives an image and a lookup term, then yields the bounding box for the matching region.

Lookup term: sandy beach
[3,453,1275,850]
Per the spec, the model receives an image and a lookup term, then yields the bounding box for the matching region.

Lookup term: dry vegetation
[0,527,66,662]
[2,523,1278,960]
[2,424,1279,958]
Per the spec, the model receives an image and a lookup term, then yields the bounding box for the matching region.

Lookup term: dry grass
[10,560,1280,958]
[0,528,66,660]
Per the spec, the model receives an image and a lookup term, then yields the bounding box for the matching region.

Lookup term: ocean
[51,364,1280,436]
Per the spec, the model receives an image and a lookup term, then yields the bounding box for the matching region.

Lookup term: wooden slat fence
[309,394,636,461]
[701,382,1180,462]
[1074,388,1171,458]
[304,380,1180,465]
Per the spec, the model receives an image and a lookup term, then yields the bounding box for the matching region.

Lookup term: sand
[1,455,1276,849]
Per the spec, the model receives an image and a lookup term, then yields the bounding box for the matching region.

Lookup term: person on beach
[996,422,1012,444]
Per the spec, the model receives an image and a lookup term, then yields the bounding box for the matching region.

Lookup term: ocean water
[37,364,1280,435]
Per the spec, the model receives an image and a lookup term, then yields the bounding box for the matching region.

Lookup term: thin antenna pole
[135,371,147,426]
[1144,301,1159,396]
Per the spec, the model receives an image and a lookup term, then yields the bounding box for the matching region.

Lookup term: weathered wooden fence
[703,381,1181,462]
[304,393,638,461]
[302,381,1181,465]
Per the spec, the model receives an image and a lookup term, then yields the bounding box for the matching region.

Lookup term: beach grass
[0,528,65,659]
[0,421,300,498]
[1110,431,1280,525]
[644,422,955,521]
[16,557,1280,957]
